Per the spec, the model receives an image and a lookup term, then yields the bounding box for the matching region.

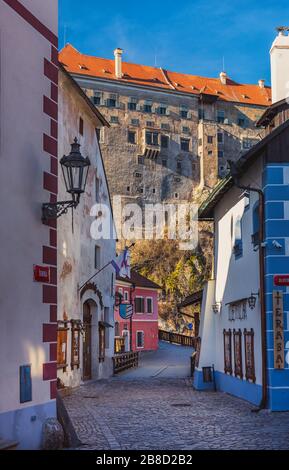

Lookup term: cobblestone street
[63,343,289,450]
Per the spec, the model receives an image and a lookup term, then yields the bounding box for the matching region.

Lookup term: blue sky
[59,0,289,85]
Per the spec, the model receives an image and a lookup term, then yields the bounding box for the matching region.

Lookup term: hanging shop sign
[273,291,285,369]
[119,304,133,320]
[274,275,289,286]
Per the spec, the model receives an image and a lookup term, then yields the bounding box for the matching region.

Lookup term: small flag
[111,248,131,278]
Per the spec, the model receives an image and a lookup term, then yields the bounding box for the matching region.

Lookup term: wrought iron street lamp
[42,138,90,221]
[248,292,259,310]
[212,302,222,314]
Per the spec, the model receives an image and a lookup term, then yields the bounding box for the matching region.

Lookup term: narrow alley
[63,342,289,451]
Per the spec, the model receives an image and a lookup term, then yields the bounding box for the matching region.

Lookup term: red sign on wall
[33,265,50,283]
[274,275,289,287]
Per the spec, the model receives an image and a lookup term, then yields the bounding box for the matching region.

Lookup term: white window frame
[136,330,145,349]
[135,296,145,314]
[124,291,129,302]
[146,297,153,315]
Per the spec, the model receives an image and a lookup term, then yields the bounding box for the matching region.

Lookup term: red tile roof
[59,44,271,107]
[117,270,161,290]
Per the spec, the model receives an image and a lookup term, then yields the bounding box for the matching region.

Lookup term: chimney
[220,71,227,85]
[114,48,123,79]
[258,79,265,89]
[270,27,289,103]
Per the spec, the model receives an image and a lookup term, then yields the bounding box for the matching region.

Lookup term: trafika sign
[274,275,289,286]
[33,265,50,283]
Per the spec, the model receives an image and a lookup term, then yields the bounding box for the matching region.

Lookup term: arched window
[252,201,260,247]
[115,321,120,337]
[233,216,243,259]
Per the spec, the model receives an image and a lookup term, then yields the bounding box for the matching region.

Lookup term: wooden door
[83,302,92,380]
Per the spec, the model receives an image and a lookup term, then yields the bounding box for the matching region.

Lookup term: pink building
[115,271,161,352]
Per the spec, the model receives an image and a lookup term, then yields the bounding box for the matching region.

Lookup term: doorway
[83,301,92,380]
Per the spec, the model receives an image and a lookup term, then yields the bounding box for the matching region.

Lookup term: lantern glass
[60,138,90,197]
[248,295,257,310]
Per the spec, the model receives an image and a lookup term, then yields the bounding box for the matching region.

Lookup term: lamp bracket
[42,200,78,222]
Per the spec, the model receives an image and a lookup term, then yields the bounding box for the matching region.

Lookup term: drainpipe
[229,162,267,410]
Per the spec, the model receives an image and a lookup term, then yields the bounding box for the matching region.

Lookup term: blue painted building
[194,29,289,411]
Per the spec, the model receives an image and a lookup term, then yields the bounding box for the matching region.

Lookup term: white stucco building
[57,68,116,388]
[0,0,58,449]
[194,28,289,411]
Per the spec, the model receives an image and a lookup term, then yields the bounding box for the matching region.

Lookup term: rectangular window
[128,131,136,144]
[95,246,101,269]
[143,101,152,113]
[158,104,167,115]
[93,92,101,105]
[128,98,137,110]
[161,123,170,130]
[244,329,256,383]
[177,161,182,173]
[131,118,139,126]
[146,121,154,128]
[161,135,169,148]
[110,116,119,124]
[207,135,213,144]
[96,128,100,142]
[138,155,144,165]
[182,126,190,134]
[162,159,167,167]
[146,131,159,146]
[180,138,190,152]
[124,291,129,301]
[134,172,142,178]
[79,117,84,136]
[223,329,232,375]
[218,150,224,159]
[234,331,244,380]
[147,298,153,314]
[217,110,225,123]
[135,297,145,313]
[180,106,189,119]
[136,331,145,348]
[107,94,117,107]
[218,132,224,144]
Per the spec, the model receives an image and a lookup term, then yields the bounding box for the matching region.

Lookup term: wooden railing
[114,337,125,354]
[159,330,196,348]
[113,351,139,374]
